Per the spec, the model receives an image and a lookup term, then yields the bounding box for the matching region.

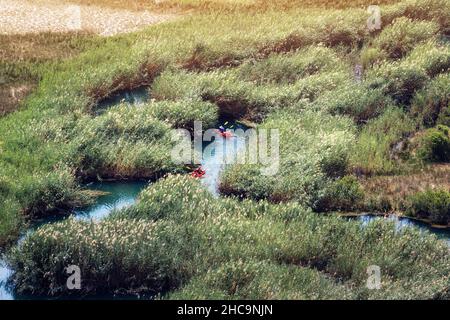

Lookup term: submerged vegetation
[1,0,450,299]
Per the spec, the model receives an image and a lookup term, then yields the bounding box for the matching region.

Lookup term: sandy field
[0,0,175,36]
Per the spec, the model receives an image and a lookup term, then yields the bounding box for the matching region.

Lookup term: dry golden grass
[0,32,97,62]
[361,164,450,211]
[0,32,99,115]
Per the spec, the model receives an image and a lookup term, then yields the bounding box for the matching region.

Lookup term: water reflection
[0,181,148,300]
[96,86,149,114]
[355,214,450,246]
[200,122,247,196]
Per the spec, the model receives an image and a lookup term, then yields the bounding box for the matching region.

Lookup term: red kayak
[216,130,233,138]
[191,167,206,178]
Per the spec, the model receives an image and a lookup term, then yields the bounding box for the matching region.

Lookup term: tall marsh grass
[2,0,450,300]
[8,175,450,298]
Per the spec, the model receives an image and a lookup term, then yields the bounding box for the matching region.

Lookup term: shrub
[407,189,450,225]
[367,60,429,105]
[318,85,394,123]
[169,260,354,300]
[417,126,450,162]
[315,176,364,212]
[7,218,197,296]
[350,107,416,175]
[221,110,355,205]
[411,74,450,127]
[16,168,94,218]
[373,17,438,59]
[146,100,219,130]
[235,45,343,84]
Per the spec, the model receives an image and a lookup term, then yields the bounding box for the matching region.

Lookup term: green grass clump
[15,168,94,219]
[366,59,429,105]
[168,260,354,300]
[152,68,350,120]
[145,100,219,130]
[416,125,450,163]
[411,74,450,127]
[0,198,22,248]
[350,107,416,175]
[383,0,450,34]
[0,172,22,244]
[365,41,450,105]
[8,218,196,296]
[67,106,184,179]
[407,189,450,225]
[317,85,394,123]
[221,110,355,207]
[360,47,387,69]
[406,41,450,78]
[372,17,438,59]
[8,175,450,299]
[315,175,364,212]
[235,45,344,84]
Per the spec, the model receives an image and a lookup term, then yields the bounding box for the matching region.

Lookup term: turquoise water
[0,119,247,299]
[95,86,149,114]
[199,121,248,196]
[2,132,450,299]
[1,90,449,299]
[0,181,149,300]
[354,214,450,246]
[0,260,12,300]
[74,181,148,220]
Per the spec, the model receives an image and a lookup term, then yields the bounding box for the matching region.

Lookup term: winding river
[1,88,449,300]
[0,96,248,299]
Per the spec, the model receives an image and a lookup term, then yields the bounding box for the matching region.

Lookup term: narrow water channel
[1,89,449,299]
[355,214,450,246]
[0,120,247,299]
[0,181,149,300]
[95,86,149,114]
[200,121,248,196]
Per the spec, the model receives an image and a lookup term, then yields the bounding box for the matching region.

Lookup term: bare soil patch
[0,83,34,115]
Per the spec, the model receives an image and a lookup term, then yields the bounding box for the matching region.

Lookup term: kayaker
[191,166,206,178]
